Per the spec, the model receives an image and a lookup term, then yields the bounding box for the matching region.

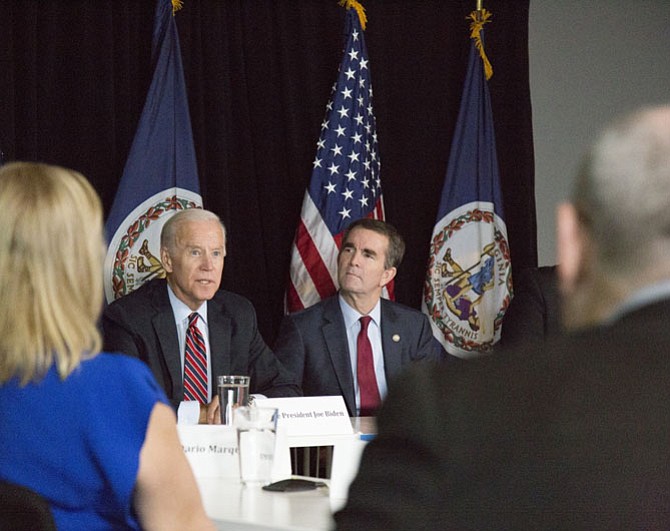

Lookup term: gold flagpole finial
[339,0,368,31]
[172,0,183,15]
[477,0,483,11]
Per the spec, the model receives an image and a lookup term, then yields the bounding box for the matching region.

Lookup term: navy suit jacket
[273,295,442,416]
[102,279,301,409]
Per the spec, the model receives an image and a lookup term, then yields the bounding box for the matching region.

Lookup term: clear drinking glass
[235,406,278,486]
[217,375,250,425]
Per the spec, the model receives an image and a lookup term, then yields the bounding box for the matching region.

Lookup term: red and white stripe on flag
[286,194,390,313]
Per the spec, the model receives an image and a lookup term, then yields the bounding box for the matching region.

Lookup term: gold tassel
[467,8,493,80]
[338,0,368,31]
[172,0,183,16]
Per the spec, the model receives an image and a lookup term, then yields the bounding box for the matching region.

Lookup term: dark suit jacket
[102,279,300,408]
[335,298,670,530]
[500,265,560,348]
[273,295,442,416]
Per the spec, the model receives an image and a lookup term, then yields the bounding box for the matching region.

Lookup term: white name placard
[177,424,292,481]
[254,395,353,438]
[330,437,370,511]
[177,425,239,478]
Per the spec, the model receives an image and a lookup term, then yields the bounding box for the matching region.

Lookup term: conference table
[195,417,376,530]
[198,476,333,530]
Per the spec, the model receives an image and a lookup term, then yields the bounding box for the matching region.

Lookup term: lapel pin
[392,334,400,343]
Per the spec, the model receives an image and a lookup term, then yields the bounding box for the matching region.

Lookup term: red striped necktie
[357,315,381,416]
[183,312,208,403]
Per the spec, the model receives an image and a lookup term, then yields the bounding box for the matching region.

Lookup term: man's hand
[199,395,221,424]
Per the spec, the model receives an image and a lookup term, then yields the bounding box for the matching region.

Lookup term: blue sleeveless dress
[0,353,169,529]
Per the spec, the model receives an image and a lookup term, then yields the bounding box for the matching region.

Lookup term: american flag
[285,5,390,313]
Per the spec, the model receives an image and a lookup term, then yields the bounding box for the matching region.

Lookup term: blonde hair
[0,162,104,384]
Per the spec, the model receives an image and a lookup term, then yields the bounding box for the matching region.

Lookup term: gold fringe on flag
[172,0,183,15]
[467,8,493,80]
[338,0,367,31]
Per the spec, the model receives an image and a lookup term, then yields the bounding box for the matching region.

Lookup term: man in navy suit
[274,218,442,417]
[103,209,300,424]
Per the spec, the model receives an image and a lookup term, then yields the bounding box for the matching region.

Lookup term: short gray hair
[160,208,227,251]
[573,105,670,275]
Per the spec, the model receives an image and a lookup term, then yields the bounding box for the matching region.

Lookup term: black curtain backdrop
[0,0,536,344]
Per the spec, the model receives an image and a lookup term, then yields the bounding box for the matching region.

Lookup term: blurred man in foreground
[335,104,670,529]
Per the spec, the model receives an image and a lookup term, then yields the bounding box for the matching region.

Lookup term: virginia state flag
[104,0,202,304]
[422,9,512,358]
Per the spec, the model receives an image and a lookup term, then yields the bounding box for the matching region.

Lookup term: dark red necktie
[183,312,208,403]
[357,316,381,416]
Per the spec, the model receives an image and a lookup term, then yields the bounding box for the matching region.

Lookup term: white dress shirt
[167,284,211,425]
[605,280,670,324]
[339,295,388,416]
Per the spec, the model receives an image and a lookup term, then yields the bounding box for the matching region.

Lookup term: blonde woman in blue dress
[0,162,214,530]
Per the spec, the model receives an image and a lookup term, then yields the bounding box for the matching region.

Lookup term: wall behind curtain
[0,0,534,343]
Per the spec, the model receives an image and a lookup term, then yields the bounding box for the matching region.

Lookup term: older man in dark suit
[274,218,442,417]
[335,104,670,529]
[103,209,300,424]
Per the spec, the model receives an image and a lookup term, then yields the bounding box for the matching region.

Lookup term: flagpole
[477,0,483,10]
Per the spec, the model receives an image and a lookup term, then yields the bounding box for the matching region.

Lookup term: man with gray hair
[103,208,300,424]
[335,104,670,529]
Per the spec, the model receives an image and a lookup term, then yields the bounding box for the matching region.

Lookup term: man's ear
[380,266,397,288]
[556,202,587,295]
[160,246,173,274]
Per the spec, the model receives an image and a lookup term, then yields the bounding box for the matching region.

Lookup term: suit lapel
[151,285,183,400]
[380,299,403,381]
[322,298,357,416]
[207,296,232,393]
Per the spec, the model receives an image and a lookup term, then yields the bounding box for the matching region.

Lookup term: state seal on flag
[423,201,512,357]
[104,189,202,303]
